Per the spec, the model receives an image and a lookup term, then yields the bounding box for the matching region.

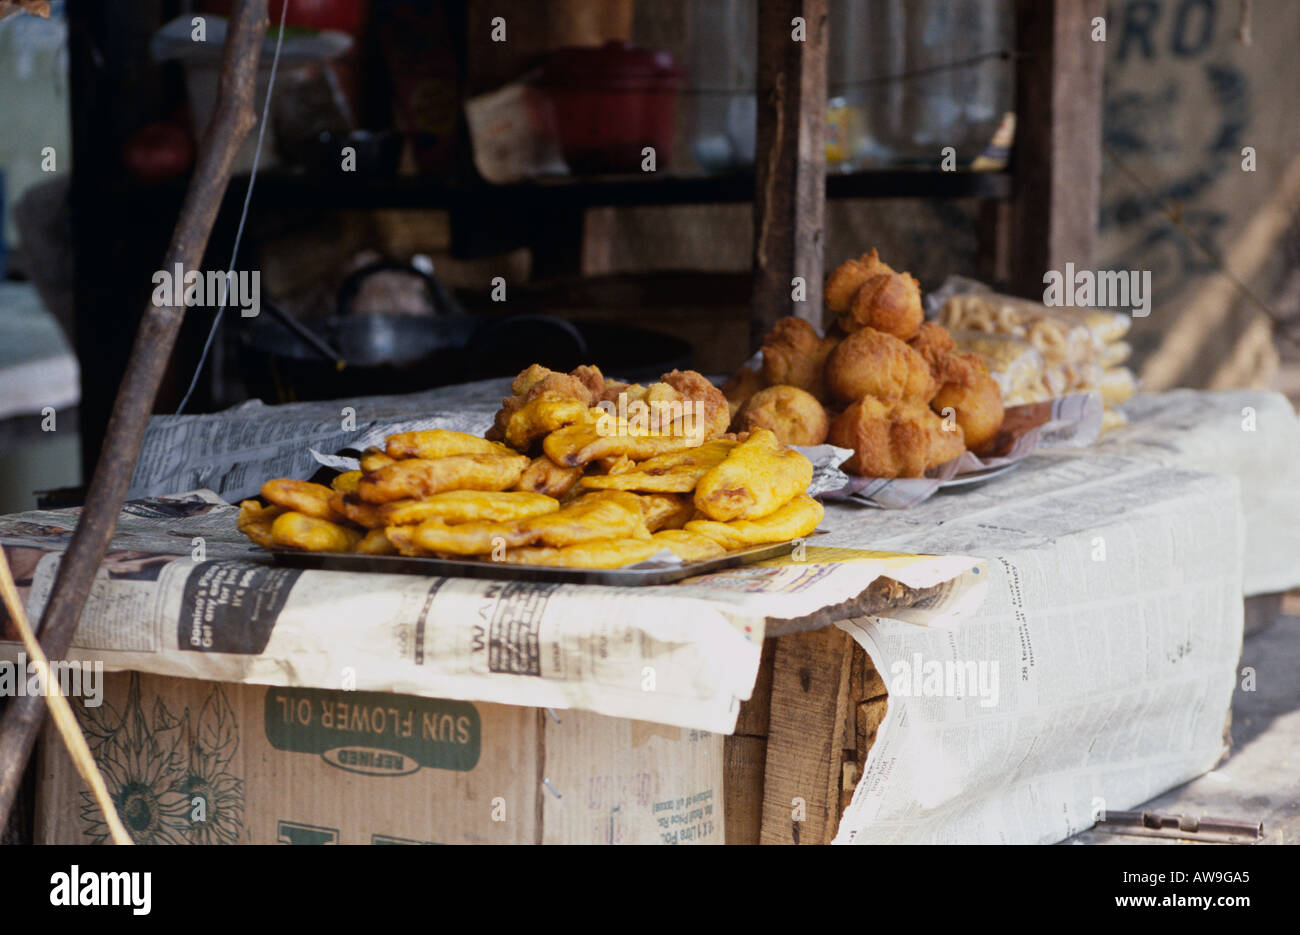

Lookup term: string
[175,0,289,415]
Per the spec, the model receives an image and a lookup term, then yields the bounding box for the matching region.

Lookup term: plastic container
[686,0,756,171]
[534,40,684,174]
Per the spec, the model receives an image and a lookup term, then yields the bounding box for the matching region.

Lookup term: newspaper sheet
[0,493,985,735]
[833,467,1243,844]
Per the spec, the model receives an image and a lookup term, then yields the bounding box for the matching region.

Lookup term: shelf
[212,167,1013,212]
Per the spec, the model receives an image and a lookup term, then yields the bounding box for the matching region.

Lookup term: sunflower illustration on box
[74,673,246,845]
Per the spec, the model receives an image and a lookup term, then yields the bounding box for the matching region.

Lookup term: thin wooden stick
[0,550,131,844]
[0,0,269,829]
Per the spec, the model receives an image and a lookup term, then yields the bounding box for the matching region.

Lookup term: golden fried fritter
[383,524,425,556]
[358,453,530,503]
[824,326,937,405]
[650,529,727,562]
[734,385,830,446]
[237,500,283,548]
[331,470,362,493]
[721,365,763,421]
[694,428,814,521]
[331,491,386,529]
[261,479,345,522]
[385,429,513,460]
[487,365,599,443]
[828,396,966,478]
[578,438,738,492]
[685,494,824,550]
[377,490,559,526]
[931,354,1005,453]
[542,423,704,468]
[908,320,957,381]
[360,447,396,472]
[513,455,585,499]
[270,511,363,552]
[760,317,839,401]
[413,490,649,556]
[501,538,663,569]
[502,394,598,451]
[659,369,732,440]
[354,528,399,555]
[839,271,924,340]
[633,492,696,531]
[824,249,897,313]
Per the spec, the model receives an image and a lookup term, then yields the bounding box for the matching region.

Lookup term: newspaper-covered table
[0,491,985,735]
[12,382,1300,844]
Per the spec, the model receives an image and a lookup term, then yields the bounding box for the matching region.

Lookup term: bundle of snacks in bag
[934,277,1135,429]
[238,365,822,569]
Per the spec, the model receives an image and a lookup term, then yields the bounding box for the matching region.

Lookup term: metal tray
[268,539,796,586]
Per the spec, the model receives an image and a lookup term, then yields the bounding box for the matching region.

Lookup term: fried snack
[694,428,814,522]
[487,365,599,443]
[824,326,937,405]
[502,393,598,451]
[931,354,1005,453]
[383,524,425,556]
[839,271,924,340]
[354,528,399,555]
[908,320,957,381]
[721,365,763,420]
[543,422,704,467]
[685,494,823,550]
[660,369,732,440]
[513,455,585,499]
[377,490,559,526]
[824,249,896,313]
[270,511,363,552]
[734,385,830,446]
[331,491,386,529]
[385,429,513,460]
[331,470,362,493]
[358,453,530,503]
[579,438,738,493]
[502,538,663,569]
[360,447,396,473]
[634,493,695,531]
[261,479,345,522]
[650,529,726,562]
[828,397,965,477]
[1100,367,1136,407]
[413,490,649,556]
[237,500,283,548]
[760,316,839,400]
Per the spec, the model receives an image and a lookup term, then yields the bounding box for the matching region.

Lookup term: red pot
[535,40,684,175]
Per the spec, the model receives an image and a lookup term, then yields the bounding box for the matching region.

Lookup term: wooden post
[1002,0,1105,299]
[752,0,828,349]
[0,0,269,829]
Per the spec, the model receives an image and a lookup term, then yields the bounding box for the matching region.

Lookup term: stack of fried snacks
[937,291,1135,430]
[722,250,1005,477]
[237,365,822,569]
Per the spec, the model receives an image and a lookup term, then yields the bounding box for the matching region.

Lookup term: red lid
[539,40,684,87]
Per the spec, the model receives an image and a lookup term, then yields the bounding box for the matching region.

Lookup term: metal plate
[939,461,1021,488]
[268,539,798,587]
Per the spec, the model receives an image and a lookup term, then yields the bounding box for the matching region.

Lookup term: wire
[175,1,289,415]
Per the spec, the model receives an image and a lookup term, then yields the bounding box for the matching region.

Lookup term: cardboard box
[35,672,723,845]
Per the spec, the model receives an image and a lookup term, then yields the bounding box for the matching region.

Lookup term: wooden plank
[1005,0,1105,299]
[759,626,855,845]
[752,0,828,348]
[723,640,776,844]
